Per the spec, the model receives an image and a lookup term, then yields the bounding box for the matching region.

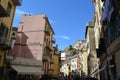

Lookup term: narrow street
[0,0,120,80]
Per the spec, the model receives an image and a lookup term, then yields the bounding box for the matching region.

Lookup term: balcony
[52,38,55,43]
[43,56,49,62]
[0,37,11,50]
[12,0,22,6]
[3,41,12,50]
[0,42,11,50]
[46,44,52,52]
[0,37,7,45]
[43,50,51,62]
[0,4,8,17]
[45,30,50,36]
[50,59,54,64]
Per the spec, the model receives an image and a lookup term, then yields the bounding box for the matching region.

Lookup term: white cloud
[15,9,32,15]
[16,9,26,15]
[60,35,71,40]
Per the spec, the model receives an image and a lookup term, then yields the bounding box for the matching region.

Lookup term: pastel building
[73,40,88,76]
[10,14,55,78]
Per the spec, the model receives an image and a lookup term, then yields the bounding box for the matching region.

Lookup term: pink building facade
[12,14,54,61]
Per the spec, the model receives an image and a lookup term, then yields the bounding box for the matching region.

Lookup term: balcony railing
[50,59,54,64]
[44,30,50,36]
[0,41,12,50]
[0,4,9,17]
[0,37,12,50]
[43,56,49,62]
[0,36,7,45]
[12,0,22,6]
[46,44,52,51]
[52,38,55,43]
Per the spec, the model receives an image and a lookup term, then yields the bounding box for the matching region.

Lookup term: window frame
[7,2,12,16]
[0,23,9,43]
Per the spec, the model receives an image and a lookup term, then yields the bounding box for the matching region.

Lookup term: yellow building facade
[51,47,60,78]
[46,45,60,79]
[0,0,22,79]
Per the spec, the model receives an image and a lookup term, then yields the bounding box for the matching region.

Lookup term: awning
[11,65,43,74]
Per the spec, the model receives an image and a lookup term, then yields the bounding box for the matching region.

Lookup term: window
[0,23,8,37]
[104,15,120,47]
[108,23,115,43]
[0,23,8,42]
[0,25,4,36]
[116,15,120,32]
[104,27,109,47]
[0,56,1,61]
[7,3,12,16]
[12,32,15,36]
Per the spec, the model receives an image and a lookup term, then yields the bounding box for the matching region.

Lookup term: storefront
[6,56,43,80]
[11,65,42,74]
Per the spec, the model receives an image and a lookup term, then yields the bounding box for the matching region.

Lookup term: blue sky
[13,0,94,50]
